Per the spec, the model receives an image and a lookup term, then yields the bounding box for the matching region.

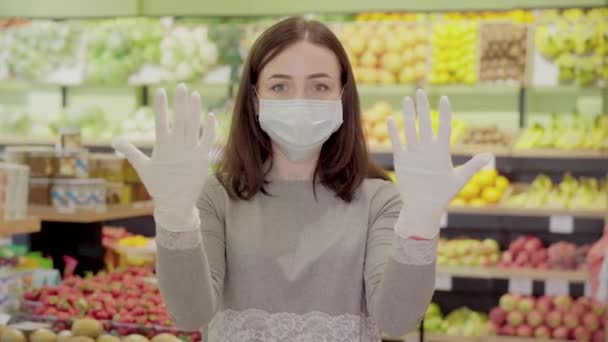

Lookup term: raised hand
[113,84,216,230]
[387,89,490,239]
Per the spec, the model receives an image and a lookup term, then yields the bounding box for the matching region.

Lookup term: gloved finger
[402,96,418,149]
[415,88,433,143]
[186,91,202,147]
[387,117,403,156]
[154,88,169,142]
[199,112,216,158]
[112,137,148,172]
[455,153,493,189]
[173,83,188,145]
[437,96,452,148]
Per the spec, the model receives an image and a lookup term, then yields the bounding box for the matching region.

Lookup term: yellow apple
[367,38,385,55]
[359,68,378,84]
[378,69,397,85]
[381,52,403,73]
[414,63,426,81]
[348,37,366,56]
[372,122,389,140]
[398,67,415,84]
[385,37,405,53]
[372,102,393,117]
[340,25,358,38]
[401,50,414,64]
[413,45,427,62]
[360,52,377,68]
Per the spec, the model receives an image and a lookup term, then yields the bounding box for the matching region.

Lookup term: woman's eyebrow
[268,74,292,80]
[307,73,333,79]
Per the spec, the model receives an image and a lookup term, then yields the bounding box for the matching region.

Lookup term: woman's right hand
[113,84,216,231]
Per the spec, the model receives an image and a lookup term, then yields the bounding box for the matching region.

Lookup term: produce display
[451,169,510,206]
[479,22,528,83]
[459,126,512,147]
[23,267,201,340]
[504,174,607,211]
[2,20,80,81]
[515,113,608,151]
[339,22,429,85]
[354,12,422,22]
[498,235,589,270]
[443,10,535,23]
[430,21,478,84]
[536,8,608,85]
[422,303,489,337]
[85,19,163,85]
[489,294,606,340]
[437,238,500,267]
[362,102,466,148]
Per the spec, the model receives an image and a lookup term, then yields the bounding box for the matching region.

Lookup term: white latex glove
[112,84,216,231]
[387,89,491,239]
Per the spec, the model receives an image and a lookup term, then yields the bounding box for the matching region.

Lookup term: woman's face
[257,40,342,101]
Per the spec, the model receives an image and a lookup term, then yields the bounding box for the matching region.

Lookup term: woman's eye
[270,84,286,92]
[314,84,329,92]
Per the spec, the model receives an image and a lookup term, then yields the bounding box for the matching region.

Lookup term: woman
[113,17,489,341]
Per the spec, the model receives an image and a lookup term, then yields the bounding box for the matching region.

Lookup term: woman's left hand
[387,89,491,239]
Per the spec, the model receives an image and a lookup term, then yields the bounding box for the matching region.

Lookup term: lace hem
[207,308,381,342]
[391,235,438,265]
[155,227,202,250]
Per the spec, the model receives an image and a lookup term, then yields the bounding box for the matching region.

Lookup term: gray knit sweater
[155,177,437,341]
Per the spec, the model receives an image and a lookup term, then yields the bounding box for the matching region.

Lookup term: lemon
[481,187,502,204]
[459,182,480,200]
[475,169,498,188]
[450,197,467,206]
[469,198,488,207]
[495,175,510,192]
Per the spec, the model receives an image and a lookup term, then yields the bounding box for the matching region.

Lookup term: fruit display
[489,294,606,340]
[444,10,535,23]
[430,21,478,84]
[452,169,510,207]
[362,102,466,148]
[515,113,608,151]
[535,8,608,85]
[0,319,184,342]
[437,238,500,267]
[354,12,422,22]
[2,20,80,81]
[159,25,219,83]
[504,174,607,211]
[498,235,589,270]
[22,267,200,340]
[85,19,163,85]
[459,126,512,147]
[422,303,489,337]
[339,22,430,84]
[479,22,528,83]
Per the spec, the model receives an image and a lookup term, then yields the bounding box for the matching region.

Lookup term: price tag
[549,215,574,234]
[435,274,452,291]
[440,213,448,229]
[509,278,533,295]
[545,279,569,295]
[481,154,496,170]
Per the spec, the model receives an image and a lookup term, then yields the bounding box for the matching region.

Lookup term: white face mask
[257,93,344,162]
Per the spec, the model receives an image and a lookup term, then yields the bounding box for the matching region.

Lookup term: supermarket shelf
[0,136,154,149]
[436,265,589,282]
[511,148,607,160]
[139,0,607,16]
[0,0,139,18]
[28,202,154,223]
[383,333,569,342]
[447,205,606,220]
[0,216,41,237]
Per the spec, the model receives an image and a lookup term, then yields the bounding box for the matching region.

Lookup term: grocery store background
[0,0,607,341]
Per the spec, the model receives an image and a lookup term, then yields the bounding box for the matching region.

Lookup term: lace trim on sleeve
[391,235,438,265]
[155,226,202,250]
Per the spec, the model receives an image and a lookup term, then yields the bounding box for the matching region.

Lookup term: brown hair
[218,17,388,202]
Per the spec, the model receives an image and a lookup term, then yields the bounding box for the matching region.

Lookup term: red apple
[576,296,592,309]
[537,262,549,269]
[518,297,535,314]
[592,301,606,316]
[592,330,605,342]
[515,250,531,266]
[501,251,514,265]
[500,325,516,336]
[531,249,549,266]
[526,310,543,327]
[553,294,573,312]
[546,310,563,328]
[534,325,551,338]
[573,326,591,341]
[564,311,580,328]
[516,324,533,337]
[508,311,525,327]
[490,307,507,325]
[509,237,527,255]
[500,293,520,312]
[524,237,543,253]
[552,326,570,339]
[570,302,588,316]
[536,296,555,313]
[583,312,601,332]
[487,322,500,335]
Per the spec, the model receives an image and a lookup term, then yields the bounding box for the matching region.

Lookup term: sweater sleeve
[364,181,437,337]
[154,177,226,331]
